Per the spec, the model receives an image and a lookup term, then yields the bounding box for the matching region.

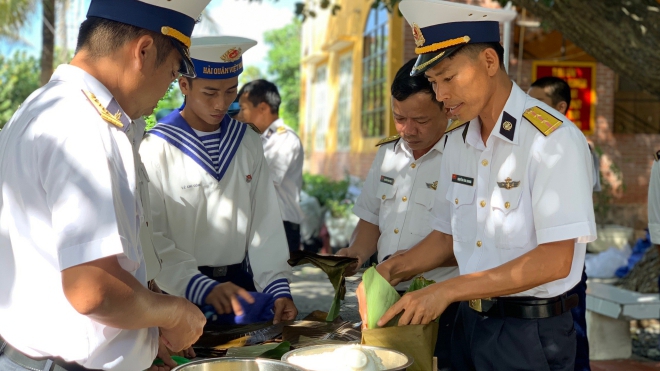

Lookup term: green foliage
[264,20,301,132]
[302,173,349,208]
[0,0,36,41]
[239,65,264,86]
[144,83,183,131]
[0,52,40,129]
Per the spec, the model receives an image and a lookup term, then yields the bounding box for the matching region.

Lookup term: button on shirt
[431,83,597,298]
[648,157,660,244]
[261,119,305,224]
[0,65,157,369]
[353,138,459,286]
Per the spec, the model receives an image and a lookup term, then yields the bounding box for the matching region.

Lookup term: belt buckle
[213,266,228,277]
[469,298,492,313]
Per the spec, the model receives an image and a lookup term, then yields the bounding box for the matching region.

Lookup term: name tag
[452,174,474,186]
[380,175,395,185]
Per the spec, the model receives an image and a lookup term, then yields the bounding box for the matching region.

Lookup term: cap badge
[412,23,425,47]
[221,47,243,63]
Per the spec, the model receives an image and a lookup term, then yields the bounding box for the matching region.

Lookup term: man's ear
[132,34,156,71]
[179,76,190,96]
[258,101,270,114]
[557,101,569,116]
[482,48,500,77]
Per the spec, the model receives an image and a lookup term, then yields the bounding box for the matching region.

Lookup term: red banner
[531,61,596,134]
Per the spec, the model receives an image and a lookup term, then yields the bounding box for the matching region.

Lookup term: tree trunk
[40,0,55,86]
[511,0,660,97]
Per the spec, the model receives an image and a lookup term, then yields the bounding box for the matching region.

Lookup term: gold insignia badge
[426,181,438,190]
[497,177,521,190]
[220,47,242,63]
[412,23,425,48]
[503,121,513,131]
[277,126,287,134]
[82,90,123,129]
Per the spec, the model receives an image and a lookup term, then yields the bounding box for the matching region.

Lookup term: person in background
[647,152,660,295]
[140,36,297,325]
[529,76,599,371]
[236,80,305,253]
[0,0,211,370]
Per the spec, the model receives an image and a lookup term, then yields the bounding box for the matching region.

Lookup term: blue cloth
[200,292,276,325]
[568,266,590,371]
[615,230,652,278]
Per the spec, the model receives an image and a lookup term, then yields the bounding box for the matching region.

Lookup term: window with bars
[337,53,353,151]
[361,5,389,138]
[313,65,329,151]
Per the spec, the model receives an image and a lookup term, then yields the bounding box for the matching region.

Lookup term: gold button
[394,228,399,234]
[411,163,417,169]
[455,198,459,205]
[476,240,482,247]
[505,202,511,209]
[402,196,408,202]
[382,195,386,200]
[482,160,489,166]
[480,200,486,208]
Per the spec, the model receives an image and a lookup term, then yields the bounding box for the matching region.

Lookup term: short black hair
[531,76,571,109]
[76,17,176,68]
[392,58,442,108]
[451,42,505,69]
[237,79,281,114]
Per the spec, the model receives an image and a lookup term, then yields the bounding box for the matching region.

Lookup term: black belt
[0,341,98,371]
[468,293,579,319]
[198,263,245,278]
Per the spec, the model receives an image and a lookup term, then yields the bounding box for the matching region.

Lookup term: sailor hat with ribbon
[189,36,258,80]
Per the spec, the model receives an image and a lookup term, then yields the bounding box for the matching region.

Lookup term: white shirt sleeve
[140,142,218,305]
[352,146,385,225]
[648,159,660,244]
[531,127,597,245]
[265,134,298,186]
[39,118,130,271]
[430,140,453,235]
[247,146,294,300]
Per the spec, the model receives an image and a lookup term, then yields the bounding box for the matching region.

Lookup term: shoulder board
[375,134,400,147]
[246,122,261,134]
[445,119,467,134]
[654,150,660,162]
[82,90,123,128]
[523,106,563,136]
[277,126,287,134]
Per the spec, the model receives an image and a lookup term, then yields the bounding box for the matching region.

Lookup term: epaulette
[246,122,261,134]
[523,106,562,136]
[445,119,467,134]
[376,134,400,147]
[82,90,123,128]
[654,150,660,162]
[277,126,287,135]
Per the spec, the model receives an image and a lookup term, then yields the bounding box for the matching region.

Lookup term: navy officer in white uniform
[140,37,298,324]
[0,0,211,370]
[337,58,458,370]
[374,1,597,370]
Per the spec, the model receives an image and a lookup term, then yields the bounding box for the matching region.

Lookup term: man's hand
[377,284,451,327]
[159,297,206,352]
[205,282,255,315]
[336,248,362,276]
[148,337,178,371]
[273,297,297,324]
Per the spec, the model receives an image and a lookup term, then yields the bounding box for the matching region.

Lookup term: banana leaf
[225,341,291,359]
[358,267,401,329]
[288,251,358,321]
[405,276,436,293]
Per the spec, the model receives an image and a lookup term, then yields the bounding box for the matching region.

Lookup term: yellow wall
[299,0,405,156]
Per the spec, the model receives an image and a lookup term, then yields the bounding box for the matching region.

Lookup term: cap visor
[172,40,196,78]
[410,45,463,76]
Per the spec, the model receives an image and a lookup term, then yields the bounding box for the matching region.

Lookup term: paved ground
[289,266,660,370]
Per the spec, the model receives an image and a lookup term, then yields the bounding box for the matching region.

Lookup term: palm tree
[0,0,58,86]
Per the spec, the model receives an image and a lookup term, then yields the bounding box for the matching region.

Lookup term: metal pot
[281,345,414,371]
[171,357,308,371]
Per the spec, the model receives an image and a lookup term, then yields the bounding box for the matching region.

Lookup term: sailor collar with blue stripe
[53,65,131,132]
[149,109,247,181]
[462,82,527,149]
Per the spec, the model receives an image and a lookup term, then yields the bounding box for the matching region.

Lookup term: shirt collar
[261,118,285,139]
[50,65,132,132]
[394,135,445,159]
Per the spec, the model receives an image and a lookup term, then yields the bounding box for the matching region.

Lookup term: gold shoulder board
[376,134,400,147]
[82,90,123,129]
[523,106,563,136]
[444,119,467,134]
[277,126,287,134]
